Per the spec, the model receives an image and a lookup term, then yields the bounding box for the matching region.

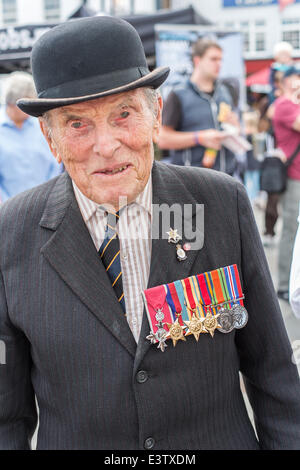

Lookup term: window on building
[255,19,265,27]
[243,31,250,53]
[282,30,300,50]
[255,32,265,52]
[44,0,60,21]
[224,21,235,28]
[240,21,249,28]
[282,18,300,25]
[2,0,17,24]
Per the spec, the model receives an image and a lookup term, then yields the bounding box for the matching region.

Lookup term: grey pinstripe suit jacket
[0,161,300,450]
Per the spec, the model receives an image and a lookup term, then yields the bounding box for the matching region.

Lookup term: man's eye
[71,121,83,129]
[120,111,129,119]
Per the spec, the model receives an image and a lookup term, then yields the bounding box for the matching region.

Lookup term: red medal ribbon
[183,277,196,309]
[143,284,172,333]
[196,273,211,306]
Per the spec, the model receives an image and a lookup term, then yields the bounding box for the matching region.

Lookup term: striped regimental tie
[98,210,126,312]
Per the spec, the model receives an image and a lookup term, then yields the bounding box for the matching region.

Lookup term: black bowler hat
[17,16,170,117]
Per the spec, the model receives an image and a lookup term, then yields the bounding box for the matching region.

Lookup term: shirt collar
[73,172,152,224]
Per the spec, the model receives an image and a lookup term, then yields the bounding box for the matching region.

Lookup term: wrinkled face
[194,47,223,81]
[40,89,162,209]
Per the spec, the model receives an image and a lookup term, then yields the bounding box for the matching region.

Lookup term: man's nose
[92,125,121,157]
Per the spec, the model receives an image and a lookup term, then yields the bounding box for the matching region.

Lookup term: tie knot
[106,211,119,231]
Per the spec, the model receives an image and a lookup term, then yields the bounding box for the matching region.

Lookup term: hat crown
[32,16,148,98]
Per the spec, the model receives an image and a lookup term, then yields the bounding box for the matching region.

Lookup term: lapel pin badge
[167,228,182,244]
[166,228,187,262]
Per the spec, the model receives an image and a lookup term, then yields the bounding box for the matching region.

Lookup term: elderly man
[0,16,299,451]
[0,71,61,202]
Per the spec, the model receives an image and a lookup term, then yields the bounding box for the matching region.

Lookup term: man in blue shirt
[0,71,61,202]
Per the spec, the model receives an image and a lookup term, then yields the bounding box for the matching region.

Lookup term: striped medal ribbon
[223,265,248,329]
[211,268,235,334]
[165,284,186,347]
[182,276,207,340]
[196,273,221,337]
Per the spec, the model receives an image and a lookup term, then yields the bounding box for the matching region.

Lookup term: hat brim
[17,66,170,117]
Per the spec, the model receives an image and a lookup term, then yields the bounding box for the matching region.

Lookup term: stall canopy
[0,5,212,73]
[246,66,271,93]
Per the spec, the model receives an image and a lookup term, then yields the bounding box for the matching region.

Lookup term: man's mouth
[94,164,131,175]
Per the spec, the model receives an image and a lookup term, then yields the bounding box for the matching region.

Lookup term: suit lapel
[40,173,137,358]
[135,162,205,367]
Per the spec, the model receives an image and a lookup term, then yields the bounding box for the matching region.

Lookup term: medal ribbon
[166,284,185,326]
[221,265,244,307]
[166,284,177,322]
[173,280,189,322]
[182,277,198,320]
[196,273,214,316]
[223,266,235,308]
[143,284,173,334]
[232,264,244,306]
[218,267,232,309]
[190,276,205,317]
[204,271,218,315]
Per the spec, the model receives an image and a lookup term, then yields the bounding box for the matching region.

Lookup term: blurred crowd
[0,37,299,318]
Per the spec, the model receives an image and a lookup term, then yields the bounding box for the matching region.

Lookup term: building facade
[172,0,300,73]
[0,0,164,26]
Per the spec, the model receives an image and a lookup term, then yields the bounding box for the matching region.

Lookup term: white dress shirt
[290,204,300,319]
[73,176,152,341]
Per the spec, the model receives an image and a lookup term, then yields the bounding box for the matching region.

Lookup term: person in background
[243,111,262,204]
[268,41,293,105]
[0,71,61,202]
[290,203,300,318]
[158,37,240,175]
[259,42,293,247]
[272,64,300,302]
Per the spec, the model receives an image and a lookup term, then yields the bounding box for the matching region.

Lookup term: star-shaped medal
[166,228,182,244]
[203,310,221,338]
[184,314,207,341]
[166,318,186,347]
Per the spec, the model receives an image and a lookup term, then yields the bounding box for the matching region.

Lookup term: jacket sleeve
[235,181,300,449]
[0,269,37,450]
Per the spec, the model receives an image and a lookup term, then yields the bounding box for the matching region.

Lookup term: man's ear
[39,118,62,164]
[152,95,163,145]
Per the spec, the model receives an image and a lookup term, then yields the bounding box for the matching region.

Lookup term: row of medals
[147,299,248,352]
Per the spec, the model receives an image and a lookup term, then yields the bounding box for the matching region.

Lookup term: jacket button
[144,437,155,449]
[136,370,148,384]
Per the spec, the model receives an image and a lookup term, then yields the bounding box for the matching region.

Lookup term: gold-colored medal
[184,314,206,341]
[203,310,221,337]
[166,318,186,347]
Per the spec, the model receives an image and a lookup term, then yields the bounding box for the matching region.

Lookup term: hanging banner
[222,0,299,6]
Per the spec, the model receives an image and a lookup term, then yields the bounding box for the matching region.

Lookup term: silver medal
[146,308,168,352]
[232,303,248,329]
[218,307,235,333]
